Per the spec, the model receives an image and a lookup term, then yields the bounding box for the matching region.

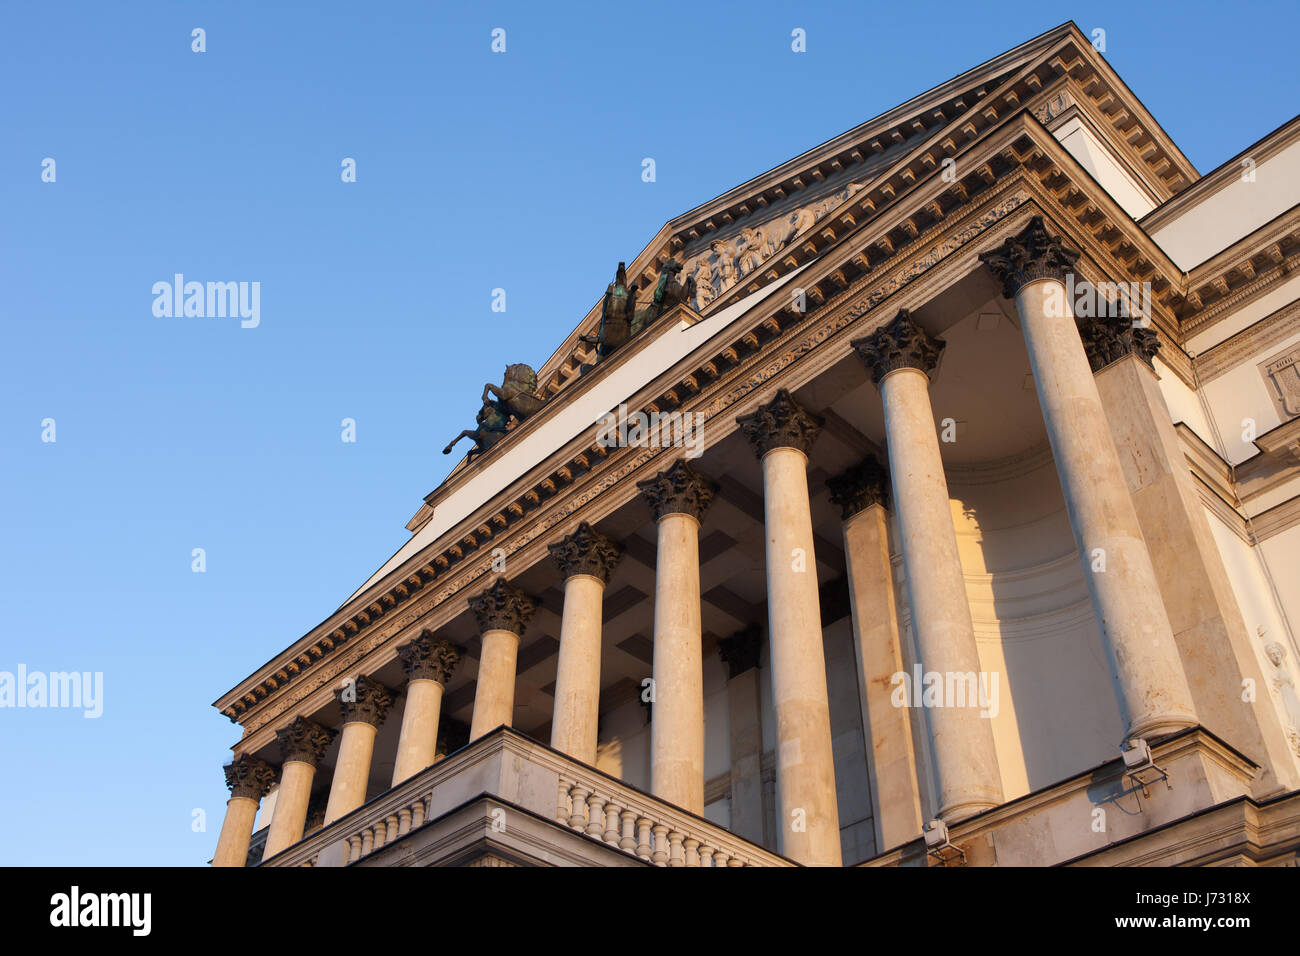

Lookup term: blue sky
[0,1,1294,865]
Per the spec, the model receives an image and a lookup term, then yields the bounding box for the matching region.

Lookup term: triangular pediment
[529,21,1196,406]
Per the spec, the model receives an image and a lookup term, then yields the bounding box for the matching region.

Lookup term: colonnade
[213,216,1199,868]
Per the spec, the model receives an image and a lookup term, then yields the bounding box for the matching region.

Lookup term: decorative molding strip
[1251,493,1300,543]
[1195,297,1300,383]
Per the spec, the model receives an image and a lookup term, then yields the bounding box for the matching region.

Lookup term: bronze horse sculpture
[579,259,696,376]
[581,262,639,363]
[443,363,545,462]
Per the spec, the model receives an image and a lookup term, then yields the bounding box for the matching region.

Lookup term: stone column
[212,754,275,867]
[322,675,392,825]
[828,456,925,849]
[264,717,335,859]
[636,459,716,814]
[981,217,1197,740]
[392,631,461,785]
[467,579,537,741]
[1082,316,1297,791]
[718,626,767,846]
[548,522,622,764]
[852,311,1003,822]
[737,388,842,866]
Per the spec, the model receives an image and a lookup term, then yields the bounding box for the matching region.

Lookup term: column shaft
[323,721,377,824]
[392,678,445,785]
[651,511,705,813]
[470,629,520,740]
[551,573,606,763]
[761,446,842,865]
[212,797,259,867]
[842,502,925,849]
[1013,279,1196,738]
[263,760,315,858]
[880,366,1003,820]
[1095,351,1297,789]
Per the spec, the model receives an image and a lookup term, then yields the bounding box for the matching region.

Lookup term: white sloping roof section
[347,265,814,602]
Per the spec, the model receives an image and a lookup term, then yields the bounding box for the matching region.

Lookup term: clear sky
[1,1,1295,865]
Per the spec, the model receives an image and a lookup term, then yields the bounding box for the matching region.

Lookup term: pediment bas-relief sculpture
[682,179,869,310]
[443,363,546,462]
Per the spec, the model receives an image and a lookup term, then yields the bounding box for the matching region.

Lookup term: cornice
[1141,114,1300,234]
[1195,297,1300,383]
[1177,205,1300,339]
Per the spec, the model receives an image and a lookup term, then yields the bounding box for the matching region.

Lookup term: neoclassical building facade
[211,23,1300,867]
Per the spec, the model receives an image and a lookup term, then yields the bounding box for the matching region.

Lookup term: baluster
[603,804,621,844]
[712,847,730,867]
[567,784,590,829]
[397,807,412,837]
[728,856,745,867]
[411,796,426,829]
[667,831,685,867]
[651,824,669,866]
[619,810,637,852]
[684,838,700,867]
[385,814,399,844]
[345,835,361,864]
[697,843,714,867]
[557,775,572,824]
[359,828,374,857]
[635,817,653,860]
[585,793,606,837]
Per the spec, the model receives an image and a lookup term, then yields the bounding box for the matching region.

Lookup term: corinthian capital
[548,522,622,583]
[336,674,393,726]
[827,456,890,519]
[736,388,823,457]
[468,579,537,635]
[979,215,1081,299]
[275,716,336,767]
[636,459,717,522]
[397,630,462,685]
[223,753,276,800]
[851,310,944,384]
[1078,316,1160,373]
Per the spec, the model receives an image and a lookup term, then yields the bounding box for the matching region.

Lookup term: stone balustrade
[261,725,792,868]
[555,767,791,867]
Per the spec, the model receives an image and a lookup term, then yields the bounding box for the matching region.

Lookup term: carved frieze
[736,388,823,457]
[680,180,870,309]
[548,521,622,583]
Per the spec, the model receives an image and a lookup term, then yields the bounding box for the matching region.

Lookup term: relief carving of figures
[443,363,545,462]
[683,179,868,310]
[692,257,716,308]
[1265,641,1300,757]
